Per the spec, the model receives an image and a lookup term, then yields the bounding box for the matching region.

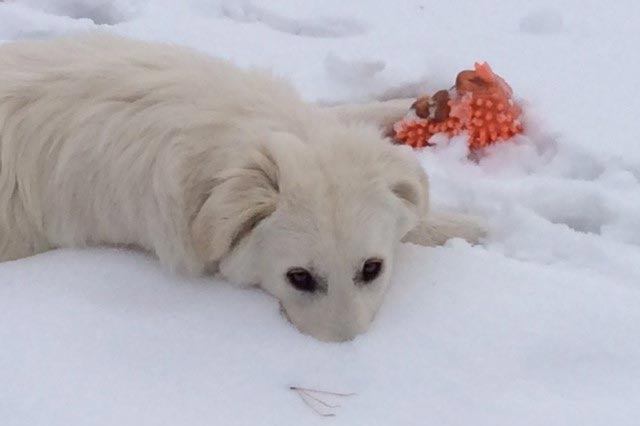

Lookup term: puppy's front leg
[403,212,487,247]
[319,98,415,136]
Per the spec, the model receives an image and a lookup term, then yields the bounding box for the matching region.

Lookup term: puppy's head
[191,126,428,341]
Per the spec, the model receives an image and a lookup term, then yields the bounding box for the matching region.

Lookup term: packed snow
[1,1,639,425]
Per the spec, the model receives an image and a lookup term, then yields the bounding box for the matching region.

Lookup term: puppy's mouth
[279,303,359,342]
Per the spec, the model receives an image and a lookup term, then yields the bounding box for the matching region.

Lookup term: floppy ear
[190,145,279,264]
[382,146,431,238]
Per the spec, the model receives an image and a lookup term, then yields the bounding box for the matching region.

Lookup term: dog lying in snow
[0,35,484,341]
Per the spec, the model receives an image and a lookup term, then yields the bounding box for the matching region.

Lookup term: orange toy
[393,62,523,150]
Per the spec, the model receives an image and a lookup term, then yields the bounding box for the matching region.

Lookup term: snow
[1,1,639,425]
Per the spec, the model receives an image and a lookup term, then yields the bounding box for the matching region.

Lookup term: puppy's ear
[190,145,279,263]
[383,146,431,237]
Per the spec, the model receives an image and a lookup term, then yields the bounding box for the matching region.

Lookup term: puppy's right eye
[286,268,317,293]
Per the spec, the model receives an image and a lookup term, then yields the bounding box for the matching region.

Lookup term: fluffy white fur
[0,35,484,341]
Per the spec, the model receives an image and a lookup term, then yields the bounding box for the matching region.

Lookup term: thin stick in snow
[289,386,355,417]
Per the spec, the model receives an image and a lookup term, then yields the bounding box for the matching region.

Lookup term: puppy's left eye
[286,268,318,293]
[361,258,383,283]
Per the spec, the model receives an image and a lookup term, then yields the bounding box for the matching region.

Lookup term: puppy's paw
[320,98,414,135]
[403,212,488,247]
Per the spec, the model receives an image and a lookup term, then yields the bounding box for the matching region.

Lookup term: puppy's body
[0,35,483,340]
[1,35,304,273]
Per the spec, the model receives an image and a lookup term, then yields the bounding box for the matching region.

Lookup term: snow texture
[1,1,640,425]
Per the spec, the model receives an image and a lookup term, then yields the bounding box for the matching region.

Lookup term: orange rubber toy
[393,62,523,150]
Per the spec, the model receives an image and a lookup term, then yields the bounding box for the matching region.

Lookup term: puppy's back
[0,34,306,123]
[0,34,310,269]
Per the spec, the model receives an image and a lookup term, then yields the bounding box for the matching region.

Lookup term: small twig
[290,386,356,417]
[289,386,356,397]
[299,390,341,408]
[293,388,336,417]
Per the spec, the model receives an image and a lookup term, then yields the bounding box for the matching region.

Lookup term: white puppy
[0,35,484,341]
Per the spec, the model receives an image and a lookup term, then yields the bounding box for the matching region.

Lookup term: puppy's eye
[361,258,383,283]
[286,268,317,293]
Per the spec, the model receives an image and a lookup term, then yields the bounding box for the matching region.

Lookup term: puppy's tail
[403,212,487,247]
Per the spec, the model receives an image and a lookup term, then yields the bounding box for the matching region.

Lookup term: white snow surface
[1,1,640,425]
